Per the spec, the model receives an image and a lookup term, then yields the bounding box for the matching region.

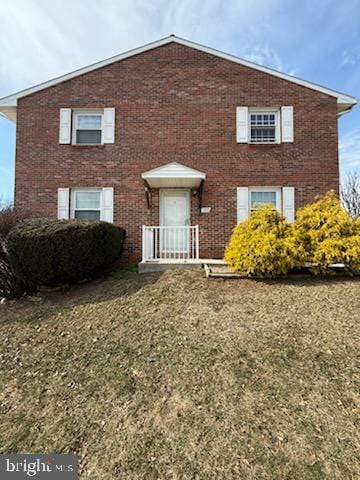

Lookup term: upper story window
[236,106,293,144]
[59,108,115,145]
[71,189,102,220]
[73,111,103,145]
[249,112,278,144]
[75,113,103,145]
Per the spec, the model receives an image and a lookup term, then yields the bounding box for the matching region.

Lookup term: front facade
[0,36,356,265]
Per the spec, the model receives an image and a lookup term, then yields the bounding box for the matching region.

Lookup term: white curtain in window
[251,191,277,208]
[75,191,101,209]
[77,115,102,129]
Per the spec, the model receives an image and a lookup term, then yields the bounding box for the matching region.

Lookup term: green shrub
[293,191,360,274]
[224,205,304,277]
[7,219,126,286]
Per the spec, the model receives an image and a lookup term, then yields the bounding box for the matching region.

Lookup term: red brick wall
[15,43,339,263]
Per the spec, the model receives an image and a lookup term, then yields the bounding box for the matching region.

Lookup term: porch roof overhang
[141,162,206,188]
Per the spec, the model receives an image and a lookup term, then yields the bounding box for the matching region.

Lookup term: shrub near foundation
[7,219,126,286]
[224,206,304,277]
[293,191,360,274]
[0,202,34,298]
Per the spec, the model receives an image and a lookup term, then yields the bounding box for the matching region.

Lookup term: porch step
[138,260,202,274]
[204,263,245,278]
[138,258,227,274]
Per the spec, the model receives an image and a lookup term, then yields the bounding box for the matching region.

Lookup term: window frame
[72,110,104,145]
[248,108,280,144]
[70,188,103,220]
[249,187,282,212]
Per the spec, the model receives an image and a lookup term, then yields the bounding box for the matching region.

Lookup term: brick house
[0,36,356,269]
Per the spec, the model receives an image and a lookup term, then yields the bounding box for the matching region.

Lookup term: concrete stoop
[138,259,226,274]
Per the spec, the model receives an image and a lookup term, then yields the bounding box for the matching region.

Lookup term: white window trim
[70,188,103,219]
[72,110,104,145]
[249,187,282,212]
[248,108,280,144]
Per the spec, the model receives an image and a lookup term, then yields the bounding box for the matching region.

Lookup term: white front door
[160,189,190,254]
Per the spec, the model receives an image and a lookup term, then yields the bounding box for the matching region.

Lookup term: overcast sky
[1,0,359,200]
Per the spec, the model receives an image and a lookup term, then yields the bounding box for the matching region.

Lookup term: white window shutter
[237,187,249,223]
[57,188,70,219]
[103,108,115,144]
[101,188,114,223]
[281,106,294,143]
[236,107,248,143]
[282,187,295,223]
[59,108,72,144]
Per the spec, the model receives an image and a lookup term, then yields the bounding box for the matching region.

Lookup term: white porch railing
[142,225,199,262]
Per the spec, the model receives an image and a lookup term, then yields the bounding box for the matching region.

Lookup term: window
[72,190,101,220]
[58,187,114,222]
[73,112,103,145]
[59,108,115,145]
[249,111,279,144]
[249,188,281,211]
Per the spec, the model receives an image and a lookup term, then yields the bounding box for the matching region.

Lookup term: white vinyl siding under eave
[142,162,206,189]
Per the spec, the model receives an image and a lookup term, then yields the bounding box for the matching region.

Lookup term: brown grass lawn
[0,269,359,479]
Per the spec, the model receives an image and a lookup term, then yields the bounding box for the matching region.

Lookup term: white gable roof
[0,35,357,122]
[142,162,206,188]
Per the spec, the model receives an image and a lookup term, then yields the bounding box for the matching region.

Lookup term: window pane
[250,113,276,126]
[77,115,102,129]
[76,130,102,144]
[250,126,276,142]
[250,112,276,142]
[75,191,101,209]
[251,191,277,209]
[74,210,101,220]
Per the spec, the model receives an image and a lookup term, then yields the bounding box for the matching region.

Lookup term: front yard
[0,269,359,479]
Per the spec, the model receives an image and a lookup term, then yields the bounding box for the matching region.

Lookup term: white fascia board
[0,35,357,109]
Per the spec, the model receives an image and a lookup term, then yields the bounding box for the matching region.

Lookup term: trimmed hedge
[7,219,126,286]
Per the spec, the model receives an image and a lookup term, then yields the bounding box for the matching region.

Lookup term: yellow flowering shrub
[224,205,304,277]
[293,191,360,274]
[345,235,360,272]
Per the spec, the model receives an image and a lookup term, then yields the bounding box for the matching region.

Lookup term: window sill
[70,144,106,148]
[248,143,282,147]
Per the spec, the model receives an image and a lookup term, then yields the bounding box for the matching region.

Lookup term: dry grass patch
[0,269,359,479]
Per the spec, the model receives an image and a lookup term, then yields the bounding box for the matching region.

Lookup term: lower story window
[72,189,101,220]
[249,188,281,211]
[237,186,294,224]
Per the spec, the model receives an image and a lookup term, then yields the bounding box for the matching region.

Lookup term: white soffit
[142,162,206,188]
[0,35,356,122]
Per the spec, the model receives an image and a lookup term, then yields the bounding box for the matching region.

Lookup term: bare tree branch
[341,171,360,218]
